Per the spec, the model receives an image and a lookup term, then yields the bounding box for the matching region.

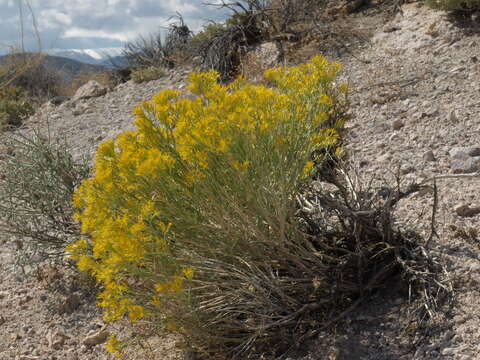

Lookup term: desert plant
[425,0,480,10]
[123,32,172,69]
[130,66,166,83]
[0,85,34,129]
[122,15,192,69]
[0,130,90,269]
[69,56,449,358]
[69,56,348,356]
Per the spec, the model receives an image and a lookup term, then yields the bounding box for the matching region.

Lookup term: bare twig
[419,171,480,185]
[425,179,439,248]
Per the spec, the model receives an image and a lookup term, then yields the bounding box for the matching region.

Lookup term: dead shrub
[189,12,264,81]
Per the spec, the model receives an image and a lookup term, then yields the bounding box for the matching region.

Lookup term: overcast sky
[0,0,228,54]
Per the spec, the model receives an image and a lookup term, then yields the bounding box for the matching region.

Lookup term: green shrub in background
[131,66,166,83]
[68,56,349,357]
[0,86,34,129]
[425,0,480,10]
[0,131,90,270]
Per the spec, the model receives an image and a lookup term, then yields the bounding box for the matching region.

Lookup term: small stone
[388,133,398,141]
[450,66,465,73]
[58,294,80,315]
[392,119,404,130]
[443,330,455,340]
[454,204,480,217]
[50,96,71,106]
[72,80,107,102]
[449,147,480,173]
[359,160,369,168]
[19,295,33,306]
[378,153,392,163]
[371,95,388,105]
[441,347,457,356]
[383,25,401,33]
[73,105,87,116]
[47,330,69,350]
[401,165,415,175]
[82,329,109,347]
[426,107,439,116]
[433,44,448,55]
[453,157,480,173]
[449,109,458,123]
[423,150,436,162]
[452,334,463,343]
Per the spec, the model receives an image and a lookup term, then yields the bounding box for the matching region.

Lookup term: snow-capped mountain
[46,47,125,67]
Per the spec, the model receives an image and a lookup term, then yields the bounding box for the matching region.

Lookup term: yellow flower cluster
[105,335,123,357]
[68,56,348,354]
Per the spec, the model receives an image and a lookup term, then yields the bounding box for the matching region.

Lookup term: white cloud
[165,0,199,14]
[38,9,72,30]
[63,28,133,42]
[0,0,229,53]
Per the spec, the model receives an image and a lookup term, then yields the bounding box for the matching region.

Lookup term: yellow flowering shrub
[69,56,349,357]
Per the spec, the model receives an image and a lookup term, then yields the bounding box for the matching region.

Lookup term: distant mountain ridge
[46,48,127,67]
[0,53,112,87]
[0,53,106,73]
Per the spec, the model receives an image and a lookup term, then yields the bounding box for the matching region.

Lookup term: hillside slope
[1,3,479,359]
[0,53,107,85]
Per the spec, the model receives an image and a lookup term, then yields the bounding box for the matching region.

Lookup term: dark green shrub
[0,130,90,270]
[0,86,34,129]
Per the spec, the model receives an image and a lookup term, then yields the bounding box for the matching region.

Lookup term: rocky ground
[1,2,480,359]
[292,3,480,360]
